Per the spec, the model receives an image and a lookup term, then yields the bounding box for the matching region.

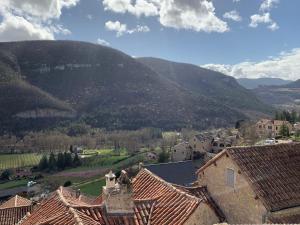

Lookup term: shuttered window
[226,168,235,188]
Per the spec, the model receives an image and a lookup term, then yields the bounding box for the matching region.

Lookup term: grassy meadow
[0,153,43,170]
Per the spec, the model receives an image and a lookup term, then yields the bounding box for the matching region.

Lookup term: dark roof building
[144,160,202,186]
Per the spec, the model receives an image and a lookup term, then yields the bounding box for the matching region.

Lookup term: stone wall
[184,202,220,225]
[198,155,267,224]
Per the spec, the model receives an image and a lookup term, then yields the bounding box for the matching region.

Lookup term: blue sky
[0,0,299,80]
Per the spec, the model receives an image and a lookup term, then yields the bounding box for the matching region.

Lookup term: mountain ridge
[0,40,272,134]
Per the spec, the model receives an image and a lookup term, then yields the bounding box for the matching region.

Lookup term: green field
[0,179,28,190]
[0,154,43,170]
[82,148,127,156]
[77,178,106,196]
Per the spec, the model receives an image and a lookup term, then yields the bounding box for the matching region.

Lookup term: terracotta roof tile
[226,143,300,212]
[20,186,153,225]
[173,185,226,222]
[0,195,32,209]
[0,205,34,225]
[132,168,224,225]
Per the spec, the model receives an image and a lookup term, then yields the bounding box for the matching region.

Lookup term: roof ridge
[141,168,201,202]
[56,186,70,207]
[144,160,193,167]
[15,195,18,207]
[69,207,84,225]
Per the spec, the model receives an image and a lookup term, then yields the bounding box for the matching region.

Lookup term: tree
[158,150,169,163]
[0,169,12,180]
[73,153,82,167]
[63,181,72,187]
[38,155,48,171]
[64,152,73,168]
[279,124,290,137]
[57,152,65,170]
[48,153,57,171]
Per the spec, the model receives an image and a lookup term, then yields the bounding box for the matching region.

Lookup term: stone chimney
[102,170,134,214]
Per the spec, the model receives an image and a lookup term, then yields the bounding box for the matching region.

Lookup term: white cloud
[0,0,78,42]
[249,0,279,31]
[233,0,240,2]
[249,13,278,31]
[103,0,158,17]
[0,14,54,41]
[97,38,110,46]
[105,21,127,37]
[159,0,228,33]
[260,0,279,12]
[105,20,150,37]
[223,10,242,22]
[202,48,300,81]
[102,0,229,33]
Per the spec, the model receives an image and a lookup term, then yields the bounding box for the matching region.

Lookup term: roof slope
[132,169,225,224]
[0,195,32,209]
[0,205,34,225]
[20,186,153,225]
[21,187,99,225]
[144,161,200,186]
[0,195,33,225]
[198,143,300,212]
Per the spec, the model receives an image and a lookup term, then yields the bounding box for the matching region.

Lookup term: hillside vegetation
[254,79,300,109]
[0,41,272,133]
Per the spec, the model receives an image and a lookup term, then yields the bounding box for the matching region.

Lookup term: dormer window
[226,168,235,188]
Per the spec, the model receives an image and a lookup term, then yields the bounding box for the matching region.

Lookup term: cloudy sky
[0,0,299,80]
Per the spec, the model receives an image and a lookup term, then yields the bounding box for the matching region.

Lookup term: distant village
[1,116,300,224]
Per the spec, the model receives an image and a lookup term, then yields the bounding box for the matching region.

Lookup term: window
[226,168,235,188]
[268,126,272,130]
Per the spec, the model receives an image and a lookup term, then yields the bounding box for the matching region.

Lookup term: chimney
[105,171,116,189]
[76,189,81,198]
[138,162,144,170]
[102,170,134,215]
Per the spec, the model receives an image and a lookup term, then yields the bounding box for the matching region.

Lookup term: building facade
[197,143,300,224]
[256,119,293,137]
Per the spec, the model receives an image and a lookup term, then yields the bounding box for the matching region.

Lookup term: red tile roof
[198,143,300,212]
[21,169,225,225]
[132,168,225,224]
[0,195,32,209]
[20,186,153,225]
[0,205,34,225]
[0,195,33,225]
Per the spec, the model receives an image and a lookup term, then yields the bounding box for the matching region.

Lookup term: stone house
[211,137,235,154]
[256,119,293,137]
[189,134,213,154]
[171,142,193,161]
[196,143,300,224]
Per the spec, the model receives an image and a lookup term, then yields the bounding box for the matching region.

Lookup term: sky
[0,0,299,80]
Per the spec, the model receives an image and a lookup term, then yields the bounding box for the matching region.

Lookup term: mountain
[0,41,271,134]
[254,79,300,109]
[237,78,292,89]
[138,57,272,116]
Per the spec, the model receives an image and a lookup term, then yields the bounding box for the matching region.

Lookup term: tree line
[275,110,300,124]
[38,152,81,172]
